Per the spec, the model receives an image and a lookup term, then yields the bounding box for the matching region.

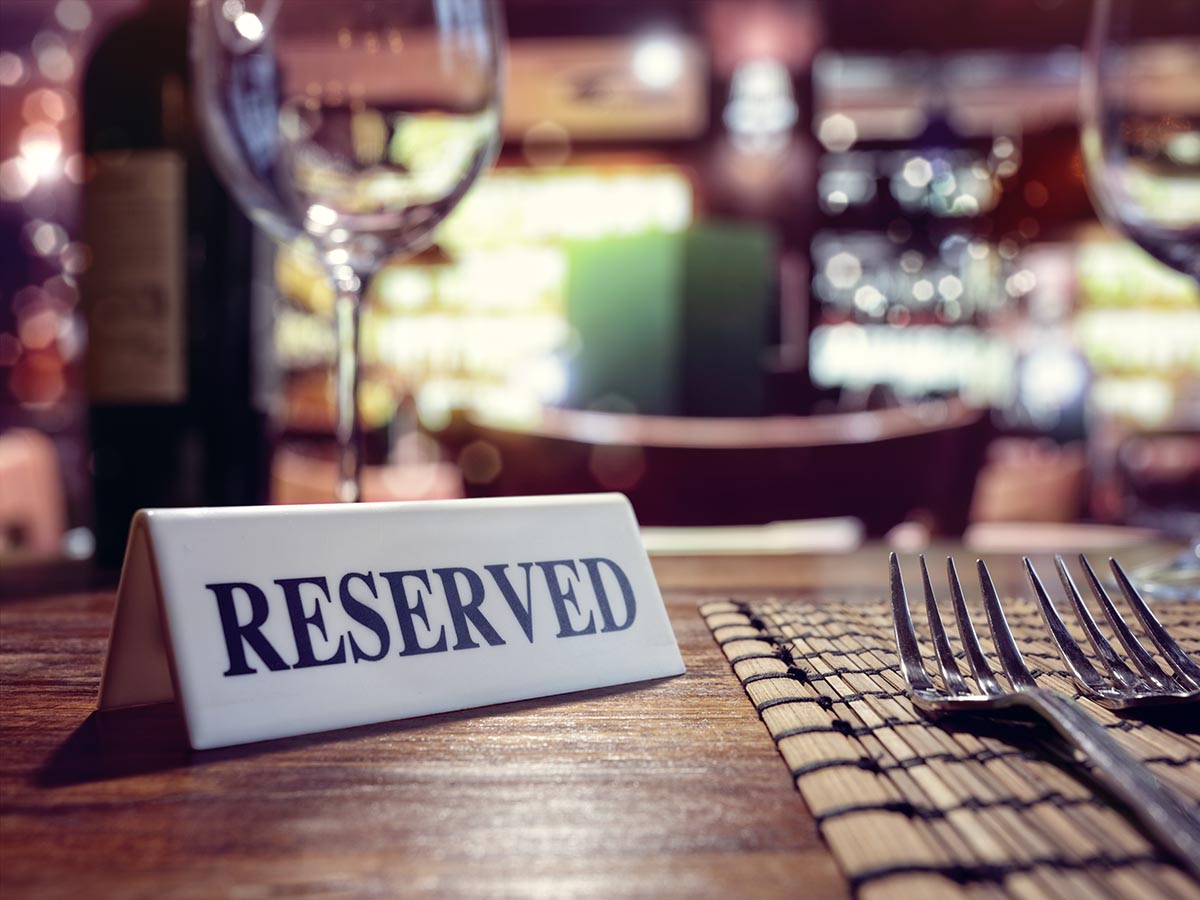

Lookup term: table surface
[0,547,1168,899]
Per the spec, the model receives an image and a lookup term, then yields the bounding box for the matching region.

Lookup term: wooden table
[0,547,1169,899]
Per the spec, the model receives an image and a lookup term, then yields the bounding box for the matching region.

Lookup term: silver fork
[1024,555,1200,709]
[889,553,1200,877]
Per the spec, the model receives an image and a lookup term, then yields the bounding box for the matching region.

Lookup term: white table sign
[98,494,685,749]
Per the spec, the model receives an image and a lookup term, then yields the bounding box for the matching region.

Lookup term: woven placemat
[701,593,1200,900]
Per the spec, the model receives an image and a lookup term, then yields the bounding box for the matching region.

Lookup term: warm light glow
[1078,241,1200,308]
[1091,377,1174,427]
[63,153,84,183]
[234,12,265,41]
[19,125,62,178]
[441,170,692,249]
[1005,269,1037,297]
[632,35,684,90]
[9,349,66,408]
[18,308,61,351]
[306,204,338,228]
[1167,132,1200,166]
[0,158,38,201]
[824,251,862,290]
[853,285,886,316]
[937,275,963,302]
[1077,309,1200,374]
[951,195,979,215]
[440,247,566,312]
[376,267,435,312]
[511,357,568,405]
[23,89,72,123]
[810,323,1013,404]
[823,191,848,213]
[817,114,857,152]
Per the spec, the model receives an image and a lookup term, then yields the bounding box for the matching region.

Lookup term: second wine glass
[1080,0,1200,598]
[192,0,505,501]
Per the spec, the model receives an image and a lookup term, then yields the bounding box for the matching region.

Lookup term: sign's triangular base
[98,515,176,710]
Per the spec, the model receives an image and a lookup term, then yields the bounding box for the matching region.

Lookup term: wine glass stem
[333,280,364,503]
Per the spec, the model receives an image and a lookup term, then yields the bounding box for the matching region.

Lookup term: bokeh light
[54,0,92,32]
[0,51,25,86]
[19,123,63,178]
[631,35,684,89]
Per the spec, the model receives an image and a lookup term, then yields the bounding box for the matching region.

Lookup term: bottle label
[84,149,186,404]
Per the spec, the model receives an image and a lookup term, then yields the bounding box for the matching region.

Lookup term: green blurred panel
[681,223,774,417]
[564,233,685,415]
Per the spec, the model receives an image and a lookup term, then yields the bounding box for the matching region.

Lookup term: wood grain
[1,556,850,900]
[6,546,1174,898]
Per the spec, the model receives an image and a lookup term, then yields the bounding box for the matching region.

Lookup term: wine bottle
[82,0,270,568]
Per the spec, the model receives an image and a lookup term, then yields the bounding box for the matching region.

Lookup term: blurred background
[2,0,1198,572]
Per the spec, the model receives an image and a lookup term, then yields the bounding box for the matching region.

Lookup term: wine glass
[191,0,504,502]
[1081,0,1200,598]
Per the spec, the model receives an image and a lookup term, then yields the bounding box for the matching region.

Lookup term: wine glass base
[1128,544,1200,601]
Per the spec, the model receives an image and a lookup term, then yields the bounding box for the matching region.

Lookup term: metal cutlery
[1024,555,1200,709]
[889,553,1200,877]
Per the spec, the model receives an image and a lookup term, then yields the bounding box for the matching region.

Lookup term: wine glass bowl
[1080,0,1200,599]
[191,0,504,500]
[1080,0,1200,280]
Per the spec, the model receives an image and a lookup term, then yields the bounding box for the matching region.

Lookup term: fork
[1024,555,1200,708]
[889,553,1200,877]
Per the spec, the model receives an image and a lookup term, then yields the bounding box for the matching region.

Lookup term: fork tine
[1024,558,1112,695]
[920,556,968,694]
[946,558,1003,694]
[1109,558,1200,689]
[890,553,934,692]
[977,560,1038,690]
[1078,555,1180,692]
[1052,555,1145,691]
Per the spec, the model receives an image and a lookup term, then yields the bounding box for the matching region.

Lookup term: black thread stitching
[754,689,906,713]
[716,633,774,648]
[846,854,1165,889]
[790,757,884,777]
[773,717,921,742]
[790,747,1038,779]
[727,651,780,665]
[741,668,812,687]
[812,792,1104,825]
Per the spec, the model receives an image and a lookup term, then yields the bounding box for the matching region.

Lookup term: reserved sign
[98,494,685,749]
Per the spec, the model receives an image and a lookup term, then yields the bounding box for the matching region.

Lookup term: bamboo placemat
[701,594,1200,900]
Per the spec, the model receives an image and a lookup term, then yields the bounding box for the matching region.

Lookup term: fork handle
[1012,688,1200,877]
